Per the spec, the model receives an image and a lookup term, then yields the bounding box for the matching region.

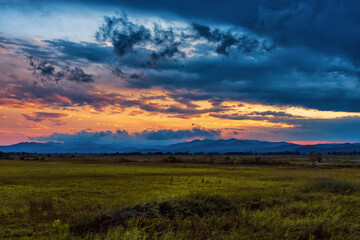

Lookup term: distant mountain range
[1,139,360,154]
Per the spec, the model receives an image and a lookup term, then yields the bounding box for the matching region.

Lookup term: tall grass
[302,178,359,194]
[1,160,360,239]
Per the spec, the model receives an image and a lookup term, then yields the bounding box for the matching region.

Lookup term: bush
[222,156,233,165]
[161,156,182,163]
[51,219,70,239]
[309,153,322,165]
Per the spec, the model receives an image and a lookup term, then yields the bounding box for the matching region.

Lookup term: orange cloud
[22,112,70,122]
[26,123,50,130]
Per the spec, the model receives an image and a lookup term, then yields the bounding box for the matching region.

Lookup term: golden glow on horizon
[1,90,360,145]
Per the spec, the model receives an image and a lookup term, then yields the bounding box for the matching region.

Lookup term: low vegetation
[1,155,360,239]
[302,178,359,194]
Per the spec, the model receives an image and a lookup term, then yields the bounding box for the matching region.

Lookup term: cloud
[28,56,94,83]
[71,0,360,64]
[123,45,360,112]
[248,117,360,143]
[22,112,70,122]
[147,24,185,66]
[255,0,360,64]
[1,5,360,115]
[43,39,112,63]
[28,56,55,76]
[95,13,187,66]
[112,67,126,78]
[95,13,272,66]
[28,116,360,143]
[96,13,152,56]
[210,111,303,123]
[252,111,296,117]
[64,66,93,83]
[0,36,112,64]
[192,22,275,56]
[32,127,221,144]
[137,127,221,140]
[7,0,360,64]
[26,123,50,130]
[0,80,231,116]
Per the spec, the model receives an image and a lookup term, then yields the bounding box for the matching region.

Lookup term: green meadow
[1,156,360,239]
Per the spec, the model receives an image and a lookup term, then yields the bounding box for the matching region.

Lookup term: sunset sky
[1,0,360,146]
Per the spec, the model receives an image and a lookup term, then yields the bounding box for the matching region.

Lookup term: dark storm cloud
[27,0,360,63]
[148,42,184,66]
[28,56,55,76]
[32,127,220,143]
[43,40,113,63]
[66,0,360,64]
[95,13,187,66]
[95,13,151,56]
[255,0,360,64]
[124,45,360,112]
[94,14,274,66]
[64,66,93,83]
[112,67,126,77]
[28,57,94,83]
[111,68,144,80]
[129,73,142,79]
[192,23,275,56]
[147,24,185,66]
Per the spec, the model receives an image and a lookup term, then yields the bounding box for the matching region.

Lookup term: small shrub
[118,157,131,162]
[51,219,70,239]
[222,156,234,165]
[309,153,322,166]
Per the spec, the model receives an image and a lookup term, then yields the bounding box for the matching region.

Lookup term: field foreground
[1,158,360,239]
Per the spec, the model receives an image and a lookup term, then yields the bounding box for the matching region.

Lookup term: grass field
[1,156,360,239]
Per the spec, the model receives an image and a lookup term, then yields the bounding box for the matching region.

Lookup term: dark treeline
[3,151,360,167]
[1,150,360,160]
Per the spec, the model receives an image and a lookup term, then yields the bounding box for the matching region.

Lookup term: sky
[0,0,360,146]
